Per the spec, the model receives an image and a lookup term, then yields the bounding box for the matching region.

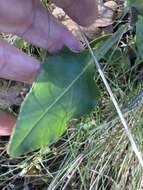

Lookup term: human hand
[0,0,98,135]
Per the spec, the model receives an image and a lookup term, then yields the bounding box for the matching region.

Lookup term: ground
[0,0,143,189]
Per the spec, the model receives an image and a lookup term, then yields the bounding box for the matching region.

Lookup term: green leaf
[8,49,99,156]
[8,26,126,157]
[127,0,143,14]
[136,16,143,59]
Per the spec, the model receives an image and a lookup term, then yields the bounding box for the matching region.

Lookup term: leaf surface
[8,26,126,157]
[9,49,99,156]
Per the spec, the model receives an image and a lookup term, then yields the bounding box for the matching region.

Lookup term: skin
[0,0,98,136]
[0,111,16,136]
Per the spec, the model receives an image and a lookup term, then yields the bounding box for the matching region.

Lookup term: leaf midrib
[13,61,91,152]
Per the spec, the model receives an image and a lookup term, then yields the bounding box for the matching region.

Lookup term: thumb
[51,0,98,26]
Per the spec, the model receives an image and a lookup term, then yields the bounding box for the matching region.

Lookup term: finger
[0,0,35,34]
[0,110,16,136]
[17,1,82,53]
[51,0,98,26]
[0,39,40,84]
[0,0,82,53]
[18,14,83,53]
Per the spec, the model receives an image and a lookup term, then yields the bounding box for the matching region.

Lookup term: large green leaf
[8,26,126,157]
[8,49,99,156]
